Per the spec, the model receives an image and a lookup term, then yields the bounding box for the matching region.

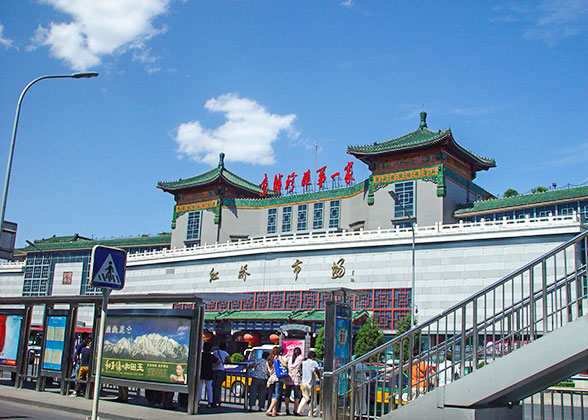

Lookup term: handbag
[274,359,288,379]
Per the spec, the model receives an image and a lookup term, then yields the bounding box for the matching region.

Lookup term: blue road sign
[90,246,127,290]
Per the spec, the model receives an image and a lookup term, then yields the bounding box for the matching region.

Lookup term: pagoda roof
[454,185,588,216]
[17,233,171,253]
[157,153,267,196]
[347,112,496,171]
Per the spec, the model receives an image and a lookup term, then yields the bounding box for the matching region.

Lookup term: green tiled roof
[454,185,588,215]
[226,179,369,208]
[17,233,171,253]
[157,153,267,195]
[347,113,495,169]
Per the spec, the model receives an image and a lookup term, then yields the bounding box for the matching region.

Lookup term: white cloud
[174,93,297,167]
[492,0,588,45]
[0,24,14,49]
[32,0,172,70]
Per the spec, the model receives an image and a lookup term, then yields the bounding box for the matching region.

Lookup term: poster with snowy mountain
[101,315,191,383]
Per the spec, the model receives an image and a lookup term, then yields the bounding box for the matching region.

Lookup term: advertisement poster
[102,315,191,384]
[282,339,305,358]
[43,316,67,371]
[334,317,351,370]
[0,314,23,366]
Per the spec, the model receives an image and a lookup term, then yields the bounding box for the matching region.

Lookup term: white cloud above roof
[174,93,297,167]
[32,0,171,70]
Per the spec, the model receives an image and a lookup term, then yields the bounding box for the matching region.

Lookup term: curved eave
[158,169,265,196]
[347,130,450,157]
[445,136,496,171]
[348,130,495,171]
[157,167,221,192]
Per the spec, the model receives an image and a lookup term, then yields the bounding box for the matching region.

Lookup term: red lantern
[244,333,254,342]
[269,334,280,344]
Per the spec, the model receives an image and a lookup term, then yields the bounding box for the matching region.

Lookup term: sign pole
[90,287,110,420]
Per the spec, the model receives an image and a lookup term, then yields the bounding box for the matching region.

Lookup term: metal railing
[322,229,588,419]
[525,387,588,420]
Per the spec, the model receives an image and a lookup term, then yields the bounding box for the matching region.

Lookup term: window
[282,207,292,232]
[329,200,340,229]
[297,204,308,231]
[558,205,576,215]
[313,202,324,229]
[394,181,414,218]
[186,211,202,242]
[267,208,277,234]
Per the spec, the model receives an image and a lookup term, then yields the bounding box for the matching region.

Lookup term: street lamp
[0,72,99,252]
[389,190,417,326]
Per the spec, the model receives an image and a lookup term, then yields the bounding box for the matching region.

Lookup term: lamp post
[0,72,99,248]
[389,190,417,326]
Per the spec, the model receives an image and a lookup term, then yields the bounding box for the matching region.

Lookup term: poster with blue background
[43,316,67,371]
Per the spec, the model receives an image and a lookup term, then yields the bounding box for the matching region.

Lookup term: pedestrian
[410,348,435,396]
[297,351,320,416]
[283,347,302,415]
[266,346,286,417]
[437,350,460,386]
[200,342,219,408]
[70,337,91,397]
[247,351,270,411]
[212,342,230,407]
[71,333,90,387]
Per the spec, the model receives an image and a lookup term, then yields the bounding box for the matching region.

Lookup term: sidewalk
[0,384,271,420]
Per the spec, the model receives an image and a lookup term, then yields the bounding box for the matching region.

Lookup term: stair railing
[322,229,588,420]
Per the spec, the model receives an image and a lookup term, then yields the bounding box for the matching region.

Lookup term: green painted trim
[436,165,446,197]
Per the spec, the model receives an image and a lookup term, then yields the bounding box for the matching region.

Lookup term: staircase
[322,230,588,420]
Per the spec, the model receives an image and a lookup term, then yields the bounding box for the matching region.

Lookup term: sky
[1,1,587,248]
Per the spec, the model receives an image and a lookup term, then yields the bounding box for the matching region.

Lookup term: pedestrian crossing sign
[90,245,127,290]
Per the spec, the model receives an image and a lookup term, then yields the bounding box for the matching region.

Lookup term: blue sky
[1,1,587,247]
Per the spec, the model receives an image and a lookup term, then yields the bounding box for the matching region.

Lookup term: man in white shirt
[212,342,231,407]
[297,351,320,416]
[437,350,460,386]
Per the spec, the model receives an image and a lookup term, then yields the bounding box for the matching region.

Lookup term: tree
[392,313,414,362]
[314,327,325,360]
[353,316,384,357]
[503,188,518,198]
[531,186,548,194]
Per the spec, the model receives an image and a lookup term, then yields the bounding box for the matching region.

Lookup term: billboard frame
[91,308,204,414]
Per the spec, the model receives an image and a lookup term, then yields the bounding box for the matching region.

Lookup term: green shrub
[231,352,244,362]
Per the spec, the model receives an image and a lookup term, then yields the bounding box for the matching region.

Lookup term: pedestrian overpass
[323,229,588,420]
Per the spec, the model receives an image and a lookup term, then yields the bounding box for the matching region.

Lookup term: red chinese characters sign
[259,162,355,197]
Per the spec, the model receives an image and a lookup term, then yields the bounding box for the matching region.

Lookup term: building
[1,113,586,345]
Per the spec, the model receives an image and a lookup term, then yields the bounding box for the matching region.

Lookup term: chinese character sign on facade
[292,259,302,281]
[285,172,297,193]
[316,166,327,190]
[344,161,354,185]
[238,264,250,282]
[301,170,312,192]
[209,268,219,283]
[331,258,346,279]
[260,173,269,197]
[273,174,283,195]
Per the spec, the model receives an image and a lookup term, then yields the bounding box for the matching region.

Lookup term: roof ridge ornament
[419,111,427,129]
[218,152,225,168]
